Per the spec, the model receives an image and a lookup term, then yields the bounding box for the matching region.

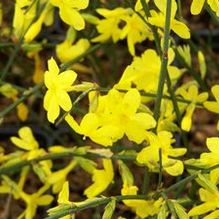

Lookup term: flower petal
[57,90,72,111]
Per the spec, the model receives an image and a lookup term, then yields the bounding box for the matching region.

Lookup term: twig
[153,0,172,121]
[0,151,136,175]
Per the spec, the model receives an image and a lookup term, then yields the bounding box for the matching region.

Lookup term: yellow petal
[65,114,81,134]
[80,113,100,135]
[189,202,217,216]
[47,96,60,123]
[204,210,219,219]
[57,70,77,89]
[204,101,219,113]
[122,89,140,116]
[71,0,89,9]
[58,181,69,204]
[212,85,219,102]
[206,137,219,153]
[172,20,191,39]
[91,125,122,146]
[168,148,187,157]
[164,159,184,176]
[48,57,59,76]
[190,0,205,15]
[198,51,206,79]
[17,103,29,121]
[37,195,54,206]
[43,90,53,110]
[57,91,72,111]
[59,6,85,30]
[181,104,195,132]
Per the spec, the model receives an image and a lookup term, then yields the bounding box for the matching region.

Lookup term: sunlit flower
[191,0,219,16]
[148,0,190,39]
[44,57,77,123]
[115,49,181,94]
[177,83,208,131]
[50,0,89,30]
[56,27,90,63]
[189,186,219,218]
[84,159,114,198]
[137,131,187,176]
[121,184,163,218]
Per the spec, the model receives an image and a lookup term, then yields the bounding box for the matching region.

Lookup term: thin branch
[153,0,172,121]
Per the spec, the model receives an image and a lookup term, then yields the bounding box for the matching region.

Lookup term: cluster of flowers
[1,0,219,218]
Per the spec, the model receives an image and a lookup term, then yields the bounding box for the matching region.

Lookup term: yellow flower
[46,160,77,194]
[0,168,29,199]
[13,0,36,39]
[189,187,219,218]
[56,181,72,219]
[177,83,208,131]
[92,7,153,55]
[84,159,114,198]
[200,138,219,167]
[43,57,77,123]
[200,137,219,184]
[137,131,187,176]
[24,2,53,43]
[56,27,90,63]
[65,89,156,146]
[10,127,52,182]
[50,0,89,30]
[13,0,53,42]
[148,0,190,39]
[120,12,153,55]
[97,89,156,144]
[191,0,219,16]
[65,113,122,146]
[10,127,39,151]
[58,181,71,205]
[18,184,54,219]
[115,49,181,94]
[121,184,163,218]
[92,8,131,43]
[204,85,219,129]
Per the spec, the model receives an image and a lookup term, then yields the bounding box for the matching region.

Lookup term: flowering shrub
[1,0,219,218]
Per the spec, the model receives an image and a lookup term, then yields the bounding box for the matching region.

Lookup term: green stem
[176,0,182,19]
[165,73,189,151]
[153,0,172,121]
[139,0,161,56]
[45,195,147,219]
[46,163,219,219]
[157,148,163,190]
[141,167,150,194]
[0,43,14,48]
[0,151,136,175]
